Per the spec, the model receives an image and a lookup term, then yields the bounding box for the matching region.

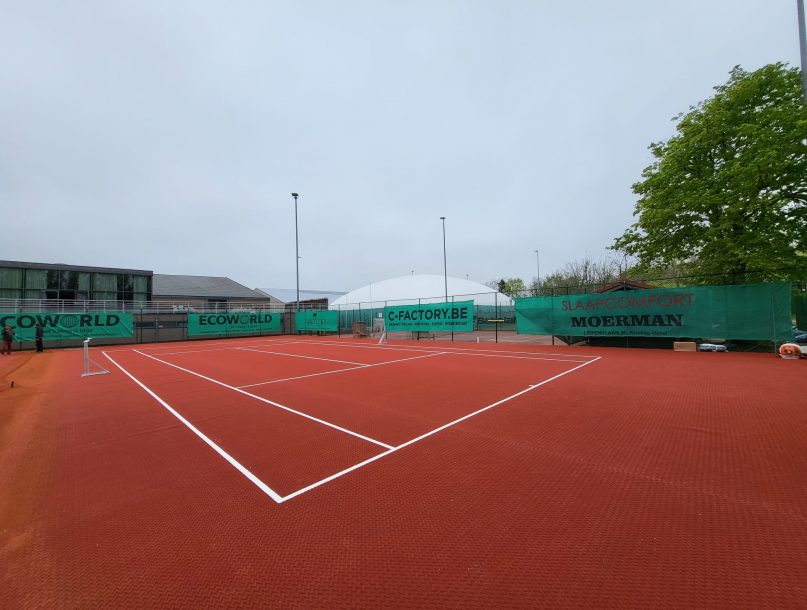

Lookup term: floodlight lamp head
[291,192,299,198]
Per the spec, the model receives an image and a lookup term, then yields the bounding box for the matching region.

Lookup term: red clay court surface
[1,336,806,608]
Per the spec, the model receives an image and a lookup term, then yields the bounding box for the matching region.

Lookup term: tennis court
[2,337,806,608]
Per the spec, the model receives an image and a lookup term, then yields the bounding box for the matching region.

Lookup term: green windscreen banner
[187,312,281,337]
[385,300,474,332]
[295,310,338,332]
[794,294,807,329]
[515,283,792,340]
[0,312,134,341]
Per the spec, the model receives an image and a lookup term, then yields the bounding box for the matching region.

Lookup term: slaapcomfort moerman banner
[515,283,792,340]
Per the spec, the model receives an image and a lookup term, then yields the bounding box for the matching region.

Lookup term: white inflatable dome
[330,274,512,308]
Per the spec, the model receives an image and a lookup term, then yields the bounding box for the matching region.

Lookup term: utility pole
[799,0,807,101]
[292,192,300,311]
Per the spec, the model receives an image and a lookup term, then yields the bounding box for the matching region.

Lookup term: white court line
[104,338,303,354]
[238,351,447,389]
[147,347,248,356]
[284,337,594,358]
[109,336,578,360]
[104,348,601,504]
[279,338,595,360]
[251,339,428,355]
[103,351,286,503]
[132,349,394,450]
[236,346,370,366]
[279,355,602,502]
[436,351,588,363]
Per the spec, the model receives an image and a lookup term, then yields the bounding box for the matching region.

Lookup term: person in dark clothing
[1,324,14,355]
[35,323,44,353]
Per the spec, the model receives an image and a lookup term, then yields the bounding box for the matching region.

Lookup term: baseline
[283,338,597,361]
[279,355,602,502]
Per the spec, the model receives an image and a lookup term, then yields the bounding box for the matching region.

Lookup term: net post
[82,338,90,376]
[82,337,110,377]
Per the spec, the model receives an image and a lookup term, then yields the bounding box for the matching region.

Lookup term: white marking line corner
[103,351,284,503]
[278,354,602,502]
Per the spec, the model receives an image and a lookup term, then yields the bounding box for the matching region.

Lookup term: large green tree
[612,63,807,283]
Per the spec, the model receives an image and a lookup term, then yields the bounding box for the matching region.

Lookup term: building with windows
[0,260,152,303]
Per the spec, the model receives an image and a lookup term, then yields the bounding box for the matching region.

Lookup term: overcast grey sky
[1,1,801,291]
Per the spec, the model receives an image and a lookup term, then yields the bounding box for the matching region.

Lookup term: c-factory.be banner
[384,300,474,332]
[0,312,133,341]
[188,312,281,337]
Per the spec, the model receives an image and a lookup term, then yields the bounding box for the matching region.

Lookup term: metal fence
[0,298,298,314]
[0,299,315,350]
[330,291,529,343]
[0,292,550,350]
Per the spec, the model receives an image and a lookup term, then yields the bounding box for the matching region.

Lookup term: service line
[131,349,394,450]
[236,346,370,366]
[239,351,446,389]
[286,338,597,360]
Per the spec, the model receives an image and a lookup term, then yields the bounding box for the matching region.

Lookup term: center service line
[238,351,446,389]
[132,349,394,450]
[235,346,370,366]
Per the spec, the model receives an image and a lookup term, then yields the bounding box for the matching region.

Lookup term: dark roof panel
[0,260,152,275]
[257,288,347,304]
[153,274,263,299]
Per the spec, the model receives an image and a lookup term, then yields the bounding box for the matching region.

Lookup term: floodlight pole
[534,249,540,288]
[440,217,448,301]
[799,0,807,102]
[292,192,300,312]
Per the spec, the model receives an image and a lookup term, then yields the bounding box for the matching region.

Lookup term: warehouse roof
[256,288,347,304]
[153,274,263,299]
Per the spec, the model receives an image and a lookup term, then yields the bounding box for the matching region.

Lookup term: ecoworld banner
[515,283,792,340]
[187,312,281,337]
[384,300,474,332]
[295,310,338,332]
[0,312,134,341]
